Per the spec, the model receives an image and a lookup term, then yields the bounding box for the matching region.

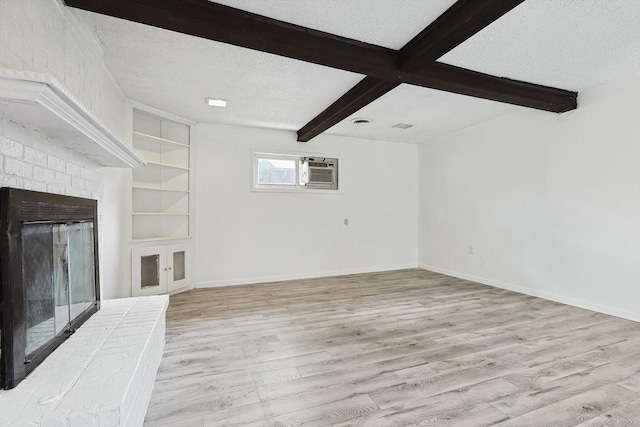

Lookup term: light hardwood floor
[144,269,640,426]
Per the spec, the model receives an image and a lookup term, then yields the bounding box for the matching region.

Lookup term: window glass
[257,158,296,185]
[140,255,160,288]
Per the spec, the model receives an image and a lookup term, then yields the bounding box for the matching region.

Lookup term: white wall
[195,123,418,287]
[419,73,640,321]
[98,73,133,299]
[0,0,132,298]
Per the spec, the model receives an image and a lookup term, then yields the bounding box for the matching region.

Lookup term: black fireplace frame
[0,188,101,389]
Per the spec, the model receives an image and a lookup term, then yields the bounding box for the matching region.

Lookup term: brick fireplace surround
[0,296,168,426]
[0,2,167,425]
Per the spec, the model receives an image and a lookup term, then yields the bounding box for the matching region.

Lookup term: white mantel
[0,68,143,168]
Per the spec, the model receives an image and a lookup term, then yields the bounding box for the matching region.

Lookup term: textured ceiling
[79,1,640,144]
[209,0,454,50]
[441,0,640,91]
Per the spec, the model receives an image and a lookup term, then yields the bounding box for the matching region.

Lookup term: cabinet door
[166,243,189,292]
[132,246,167,296]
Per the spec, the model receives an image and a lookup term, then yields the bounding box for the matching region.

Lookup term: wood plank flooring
[143,269,640,426]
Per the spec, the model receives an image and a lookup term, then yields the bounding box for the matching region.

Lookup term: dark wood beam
[298,78,400,142]
[63,0,400,80]
[404,63,577,113]
[398,0,525,73]
[297,68,577,142]
[298,0,529,141]
[64,0,578,142]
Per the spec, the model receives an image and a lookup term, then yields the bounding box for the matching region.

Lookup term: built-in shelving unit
[131,108,191,241]
[129,105,193,296]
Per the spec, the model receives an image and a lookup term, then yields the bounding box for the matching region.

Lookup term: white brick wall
[0,117,107,282]
[0,0,106,120]
[0,0,114,200]
[0,0,109,199]
[0,118,103,200]
[0,0,135,300]
[0,11,153,422]
[0,296,169,427]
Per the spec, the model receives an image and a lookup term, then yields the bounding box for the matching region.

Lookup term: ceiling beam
[405,63,577,113]
[65,0,578,142]
[298,67,577,142]
[398,0,526,73]
[298,78,401,143]
[63,0,401,80]
[298,0,532,141]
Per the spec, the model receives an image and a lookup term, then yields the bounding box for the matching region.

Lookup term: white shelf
[0,68,144,168]
[132,214,189,240]
[131,108,191,244]
[132,185,189,194]
[133,167,188,191]
[132,236,192,243]
[144,161,190,171]
[133,131,190,148]
[132,213,189,216]
[132,183,189,192]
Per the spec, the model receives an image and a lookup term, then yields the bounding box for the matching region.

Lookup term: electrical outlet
[468,245,474,255]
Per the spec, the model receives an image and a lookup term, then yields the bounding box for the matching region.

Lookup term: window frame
[251,150,340,194]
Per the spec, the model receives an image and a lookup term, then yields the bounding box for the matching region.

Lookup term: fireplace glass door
[22,221,96,359]
[0,187,100,389]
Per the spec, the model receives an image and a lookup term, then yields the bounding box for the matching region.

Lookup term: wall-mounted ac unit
[300,157,338,190]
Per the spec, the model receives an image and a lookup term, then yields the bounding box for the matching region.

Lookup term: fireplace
[0,188,100,389]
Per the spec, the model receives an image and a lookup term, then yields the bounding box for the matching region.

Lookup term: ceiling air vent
[393,123,414,129]
[350,117,371,125]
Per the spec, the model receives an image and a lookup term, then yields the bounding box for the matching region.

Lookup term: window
[252,152,338,191]
[257,157,296,186]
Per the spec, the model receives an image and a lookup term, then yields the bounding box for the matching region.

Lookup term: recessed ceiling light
[350,117,371,125]
[206,98,229,108]
[392,123,414,129]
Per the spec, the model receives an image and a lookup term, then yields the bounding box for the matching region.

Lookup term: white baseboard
[419,263,640,323]
[196,263,418,288]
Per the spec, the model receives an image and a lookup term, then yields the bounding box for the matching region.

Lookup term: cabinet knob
[168,266,172,270]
